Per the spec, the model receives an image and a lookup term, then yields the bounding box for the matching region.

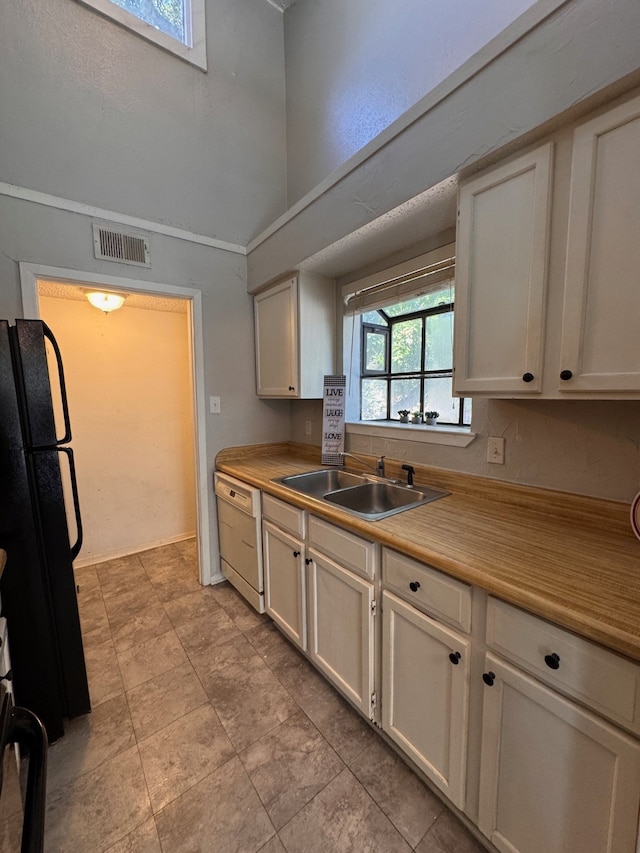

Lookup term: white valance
[343,243,455,315]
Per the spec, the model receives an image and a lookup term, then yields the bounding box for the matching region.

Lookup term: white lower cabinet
[478,653,640,853]
[307,548,375,718]
[256,490,640,853]
[263,520,307,651]
[381,590,470,809]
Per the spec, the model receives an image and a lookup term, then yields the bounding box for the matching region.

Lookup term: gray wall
[280,1,640,505]
[289,92,640,505]
[0,0,292,575]
[283,0,536,205]
[0,195,291,575]
[0,0,286,245]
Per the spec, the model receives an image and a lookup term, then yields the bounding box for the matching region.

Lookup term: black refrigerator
[0,319,90,742]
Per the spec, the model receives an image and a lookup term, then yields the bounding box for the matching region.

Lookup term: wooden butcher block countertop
[216,443,640,664]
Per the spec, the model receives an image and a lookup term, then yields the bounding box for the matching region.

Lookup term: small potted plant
[424,410,439,425]
[411,410,423,424]
[397,409,410,423]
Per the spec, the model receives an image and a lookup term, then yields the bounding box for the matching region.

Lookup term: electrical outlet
[305,420,313,436]
[487,436,505,464]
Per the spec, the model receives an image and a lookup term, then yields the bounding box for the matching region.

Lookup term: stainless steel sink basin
[277,469,367,497]
[323,481,449,520]
[274,468,449,521]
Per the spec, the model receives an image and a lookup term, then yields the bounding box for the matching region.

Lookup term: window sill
[346,420,476,447]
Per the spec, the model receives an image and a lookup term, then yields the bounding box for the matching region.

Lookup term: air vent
[92,224,151,267]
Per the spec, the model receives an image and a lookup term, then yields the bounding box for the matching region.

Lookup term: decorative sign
[321,375,346,465]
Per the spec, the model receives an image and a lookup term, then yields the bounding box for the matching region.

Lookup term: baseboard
[74,531,197,568]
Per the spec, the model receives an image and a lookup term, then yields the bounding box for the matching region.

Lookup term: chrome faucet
[339,452,385,477]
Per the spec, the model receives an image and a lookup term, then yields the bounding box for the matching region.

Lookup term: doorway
[19,263,212,585]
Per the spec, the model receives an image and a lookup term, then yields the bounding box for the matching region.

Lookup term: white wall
[0,0,286,245]
[40,294,198,564]
[283,0,537,204]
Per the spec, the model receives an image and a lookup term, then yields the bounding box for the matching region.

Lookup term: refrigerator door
[0,321,67,741]
[1,319,90,739]
[28,447,90,719]
[12,320,66,450]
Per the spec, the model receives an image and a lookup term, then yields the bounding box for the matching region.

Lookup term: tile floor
[2,540,487,852]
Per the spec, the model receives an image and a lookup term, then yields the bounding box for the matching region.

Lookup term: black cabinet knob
[522,372,534,383]
[288,386,295,391]
[482,671,496,687]
[544,652,560,670]
[293,550,300,558]
[409,581,421,592]
[560,370,573,381]
[305,558,311,565]
[449,651,461,665]
[0,669,13,682]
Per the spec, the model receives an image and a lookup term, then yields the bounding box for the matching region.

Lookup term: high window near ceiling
[77,0,207,69]
[344,244,471,432]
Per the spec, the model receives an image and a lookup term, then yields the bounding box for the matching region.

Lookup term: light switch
[210,396,221,414]
[487,436,505,464]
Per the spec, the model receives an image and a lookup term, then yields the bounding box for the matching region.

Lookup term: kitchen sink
[277,469,367,497]
[324,481,448,520]
[274,469,449,520]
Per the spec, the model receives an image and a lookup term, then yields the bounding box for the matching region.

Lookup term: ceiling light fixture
[85,291,127,314]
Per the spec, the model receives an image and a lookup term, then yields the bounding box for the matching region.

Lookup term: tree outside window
[360,285,471,426]
[111,0,186,42]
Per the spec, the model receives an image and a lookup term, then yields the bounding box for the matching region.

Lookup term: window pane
[423,376,459,423]
[425,310,454,371]
[384,283,454,317]
[362,310,387,326]
[365,330,386,372]
[463,397,473,426]
[111,0,186,42]
[390,378,420,417]
[361,379,388,419]
[391,319,422,373]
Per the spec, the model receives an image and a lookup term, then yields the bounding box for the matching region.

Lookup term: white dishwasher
[214,472,264,613]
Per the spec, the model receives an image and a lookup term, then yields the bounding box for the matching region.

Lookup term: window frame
[359,298,470,427]
[76,0,207,71]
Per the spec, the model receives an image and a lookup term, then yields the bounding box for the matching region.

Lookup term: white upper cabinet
[559,94,640,394]
[455,93,640,399]
[454,143,553,396]
[254,273,335,398]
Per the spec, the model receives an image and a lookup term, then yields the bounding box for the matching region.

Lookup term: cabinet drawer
[383,549,471,633]
[486,597,640,734]
[308,516,377,580]
[262,494,306,538]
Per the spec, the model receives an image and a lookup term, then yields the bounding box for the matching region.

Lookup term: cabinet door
[307,548,375,718]
[263,520,306,650]
[559,94,640,393]
[254,277,298,397]
[381,591,470,809]
[478,653,640,853]
[454,143,553,395]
